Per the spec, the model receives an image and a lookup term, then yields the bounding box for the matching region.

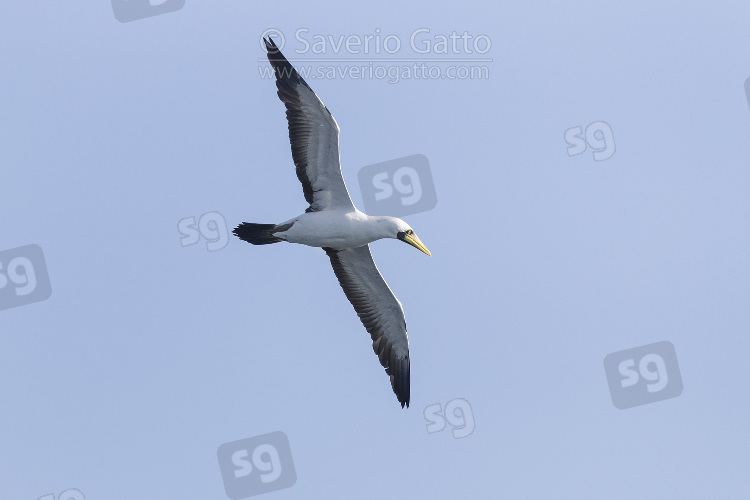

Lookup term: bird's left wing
[324,245,410,408]
[264,37,355,213]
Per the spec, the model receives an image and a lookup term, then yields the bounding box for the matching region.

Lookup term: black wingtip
[262,36,313,90]
[389,356,410,409]
[263,36,278,53]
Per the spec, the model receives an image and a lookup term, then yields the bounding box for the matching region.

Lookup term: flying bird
[233,38,430,408]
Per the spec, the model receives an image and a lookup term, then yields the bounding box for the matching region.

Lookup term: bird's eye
[407,230,413,235]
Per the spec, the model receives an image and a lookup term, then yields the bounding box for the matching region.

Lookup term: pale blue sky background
[2,1,750,499]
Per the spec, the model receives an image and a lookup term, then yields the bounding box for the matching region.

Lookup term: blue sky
[2,1,750,499]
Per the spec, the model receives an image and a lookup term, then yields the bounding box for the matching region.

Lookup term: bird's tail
[232,222,292,245]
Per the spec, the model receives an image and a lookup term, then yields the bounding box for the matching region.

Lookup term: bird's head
[382,217,431,256]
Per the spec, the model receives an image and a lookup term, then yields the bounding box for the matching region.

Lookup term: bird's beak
[404,233,431,256]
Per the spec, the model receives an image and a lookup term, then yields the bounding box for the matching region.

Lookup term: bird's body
[275,210,408,250]
[233,38,430,408]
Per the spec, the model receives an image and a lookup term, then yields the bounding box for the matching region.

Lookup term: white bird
[233,38,431,408]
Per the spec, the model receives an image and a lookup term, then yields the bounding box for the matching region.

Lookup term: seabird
[233,38,430,408]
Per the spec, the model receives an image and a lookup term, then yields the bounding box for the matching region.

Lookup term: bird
[233,37,431,408]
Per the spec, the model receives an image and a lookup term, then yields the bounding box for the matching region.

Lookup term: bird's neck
[366,215,397,240]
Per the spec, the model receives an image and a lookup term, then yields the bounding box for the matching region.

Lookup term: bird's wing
[264,38,355,213]
[324,245,410,408]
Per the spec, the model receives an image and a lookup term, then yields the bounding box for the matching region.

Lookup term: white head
[375,216,431,256]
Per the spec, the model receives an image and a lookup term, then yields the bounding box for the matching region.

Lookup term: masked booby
[233,38,430,408]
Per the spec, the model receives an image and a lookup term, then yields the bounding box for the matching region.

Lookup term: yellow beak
[404,233,432,256]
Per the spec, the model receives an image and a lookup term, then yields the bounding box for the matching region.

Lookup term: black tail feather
[233,222,291,245]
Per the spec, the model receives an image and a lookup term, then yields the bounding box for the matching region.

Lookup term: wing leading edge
[264,38,354,213]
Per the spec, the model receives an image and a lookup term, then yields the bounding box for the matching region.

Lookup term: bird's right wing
[324,245,411,408]
[264,37,355,213]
